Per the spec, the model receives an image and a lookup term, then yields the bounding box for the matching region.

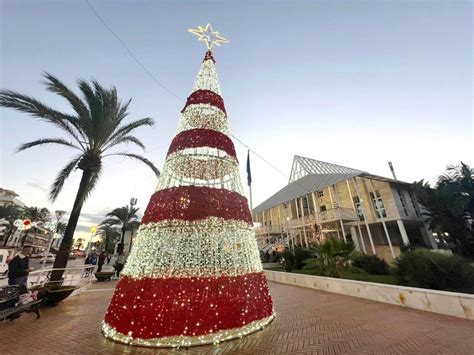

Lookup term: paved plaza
[1,280,474,354]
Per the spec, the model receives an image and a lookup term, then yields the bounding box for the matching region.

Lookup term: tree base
[102,313,274,348]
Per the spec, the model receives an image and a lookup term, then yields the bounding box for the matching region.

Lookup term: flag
[246,150,252,187]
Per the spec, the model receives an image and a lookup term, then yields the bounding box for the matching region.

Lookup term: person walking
[97,251,106,272]
[8,246,33,291]
[114,252,126,278]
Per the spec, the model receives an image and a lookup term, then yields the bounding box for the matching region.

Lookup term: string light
[103,45,274,347]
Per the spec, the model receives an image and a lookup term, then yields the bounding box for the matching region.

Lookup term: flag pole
[246,150,253,219]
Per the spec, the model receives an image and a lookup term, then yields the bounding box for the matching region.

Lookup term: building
[0,188,49,252]
[253,156,437,261]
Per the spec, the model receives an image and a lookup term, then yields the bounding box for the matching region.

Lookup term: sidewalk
[1,280,474,354]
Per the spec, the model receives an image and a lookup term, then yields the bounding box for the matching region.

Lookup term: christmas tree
[102,24,274,347]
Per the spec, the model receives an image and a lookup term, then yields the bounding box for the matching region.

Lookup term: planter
[94,272,115,282]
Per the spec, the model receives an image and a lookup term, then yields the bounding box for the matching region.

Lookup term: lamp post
[87,225,98,256]
[41,210,67,270]
[129,197,137,252]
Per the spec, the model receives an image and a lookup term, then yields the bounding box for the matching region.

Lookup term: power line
[84,0,183,101]
[84,0,298,191]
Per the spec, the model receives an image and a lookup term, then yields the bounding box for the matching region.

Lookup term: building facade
[253,156,437,261]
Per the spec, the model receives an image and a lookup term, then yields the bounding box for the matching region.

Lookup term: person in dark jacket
[97,251,106,272]
[8,246,33,290]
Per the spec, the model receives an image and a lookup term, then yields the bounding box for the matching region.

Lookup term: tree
[305,239,355,278]
[102,205,140,254]
[96,222,121,254]
[102,50,274,346]
[20,206,50,246]
[413,162,474,258]
[0,204,23,246]
[0,73,160,281]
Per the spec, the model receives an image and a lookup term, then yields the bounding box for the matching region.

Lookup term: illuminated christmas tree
[102,24,274,347]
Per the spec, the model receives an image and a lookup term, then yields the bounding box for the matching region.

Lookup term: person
[106,253,112,264]
[89,251,98,266]
[114,252,126,278]
[8,246,33,291]
[97,251,106,272]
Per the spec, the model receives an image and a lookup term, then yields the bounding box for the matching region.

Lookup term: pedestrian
[97,251,106,272]
[8,246,33,291]
[114,252,126,278]
[106,253,112,264]
[89,251,98,266]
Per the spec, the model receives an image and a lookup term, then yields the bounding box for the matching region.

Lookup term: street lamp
[129,197,137,252]
[87,225,98,256]
[41,209,67,270]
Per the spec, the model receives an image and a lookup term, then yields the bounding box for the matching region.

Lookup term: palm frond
[103,135,146,151]
[0,89,85,147]
[107,118,154,145]
[106,152,160,177]
[50,154,83,202]
[17,138,81,153]
[42,72,89,120]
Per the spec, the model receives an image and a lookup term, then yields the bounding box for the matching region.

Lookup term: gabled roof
[253,171,362,214]
[253,155,411,214]
[289,155,364,183]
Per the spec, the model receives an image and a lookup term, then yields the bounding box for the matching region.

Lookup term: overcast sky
[1,0,472,241]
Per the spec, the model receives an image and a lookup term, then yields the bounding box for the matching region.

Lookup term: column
[332,185,347,242]
[396,219,410,246]
[346,180,367,253]
[368,179,395,259]
[299,197,309,248]
[350,226,360,251]
[419,223,438,249]
[353,177,377,255]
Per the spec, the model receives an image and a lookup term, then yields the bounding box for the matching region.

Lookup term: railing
[29,265,96,293]
[255,225,284,235]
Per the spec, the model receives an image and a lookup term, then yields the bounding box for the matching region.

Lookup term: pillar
[396,219,410,246]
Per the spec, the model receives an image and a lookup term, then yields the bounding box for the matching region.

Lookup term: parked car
[40,253,56,264]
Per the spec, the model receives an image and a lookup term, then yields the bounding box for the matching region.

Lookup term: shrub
[352,254,390,275]
[395,249,474,293]
[280,247,312,272]
[304,239,355,278]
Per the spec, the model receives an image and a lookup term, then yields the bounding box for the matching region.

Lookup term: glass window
[369,190,387,218]
[317,190,324,197]
[352,196,365,221]
[408,192,421,217]
[320,205,326,212]
[397,189,409,217]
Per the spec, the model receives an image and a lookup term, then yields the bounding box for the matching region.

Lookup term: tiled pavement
[1,280,474,354]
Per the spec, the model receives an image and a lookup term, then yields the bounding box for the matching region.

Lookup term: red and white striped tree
[102,25,274,347]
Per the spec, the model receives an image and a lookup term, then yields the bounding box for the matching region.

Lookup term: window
[369,190,387,218]
[320,205,326,212]
[352,196,365,221]
[317,190,324,197]
[397,189,409,217]
[408,192,421,217]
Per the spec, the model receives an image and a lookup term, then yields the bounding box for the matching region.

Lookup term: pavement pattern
[1,280,474,354]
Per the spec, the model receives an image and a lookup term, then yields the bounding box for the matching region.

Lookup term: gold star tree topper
[188,23,229,50]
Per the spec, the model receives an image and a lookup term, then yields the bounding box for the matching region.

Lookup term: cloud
[26,181,48,192]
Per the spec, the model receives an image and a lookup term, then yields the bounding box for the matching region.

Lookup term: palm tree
[0,73,160,281]
[102,205,140,254]
[0,204,23,246]
[96,222,121,255]
[413,162,474,258]
[21,206,51,246]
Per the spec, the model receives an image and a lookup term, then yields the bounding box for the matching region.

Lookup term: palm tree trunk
[20,229,30,247]
[2,227,15,247]
[50,169,93,282]
[117,226,126,254]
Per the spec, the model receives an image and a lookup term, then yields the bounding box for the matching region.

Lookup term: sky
[0,0,472,241]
